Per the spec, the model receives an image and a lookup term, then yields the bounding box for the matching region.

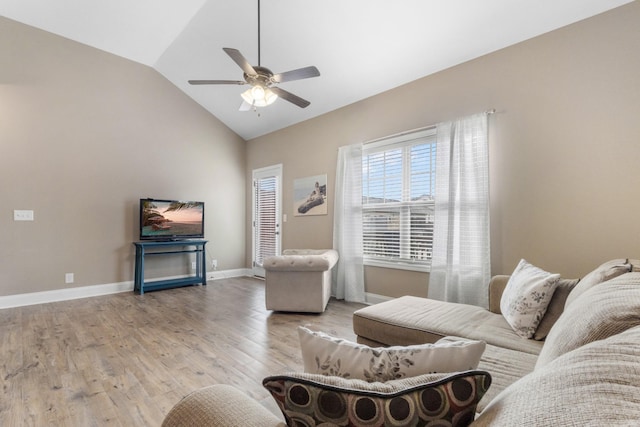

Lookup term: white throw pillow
[298,326,486,382]
[500,259,561,339]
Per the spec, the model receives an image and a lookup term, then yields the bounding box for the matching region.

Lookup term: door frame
[251,164,283,277]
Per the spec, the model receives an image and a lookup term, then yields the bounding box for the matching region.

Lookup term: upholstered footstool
[263,249,339,313]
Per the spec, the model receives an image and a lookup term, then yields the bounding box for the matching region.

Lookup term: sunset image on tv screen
[141,200,203,238]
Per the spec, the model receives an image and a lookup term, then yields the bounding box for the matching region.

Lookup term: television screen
[139,198,205,241]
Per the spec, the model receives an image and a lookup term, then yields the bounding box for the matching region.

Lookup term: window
[362,128,436,271]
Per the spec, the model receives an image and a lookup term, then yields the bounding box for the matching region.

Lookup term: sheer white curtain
[428,113,491,307]
[332,144,366,303]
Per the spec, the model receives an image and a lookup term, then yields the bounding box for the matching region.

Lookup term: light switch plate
[14,210,34,221]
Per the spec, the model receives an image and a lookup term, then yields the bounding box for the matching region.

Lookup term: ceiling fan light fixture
[241,85,278,107]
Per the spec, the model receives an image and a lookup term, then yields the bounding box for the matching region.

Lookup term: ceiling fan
[188,0,320,110]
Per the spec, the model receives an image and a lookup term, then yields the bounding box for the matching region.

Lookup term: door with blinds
[252,164,282,277]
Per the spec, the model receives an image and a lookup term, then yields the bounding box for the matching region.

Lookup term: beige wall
[246,2,640,297]
[0,17,246,297]
[2,3,638,301]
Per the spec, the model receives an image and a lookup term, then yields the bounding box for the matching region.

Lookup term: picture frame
[294,174,328,216]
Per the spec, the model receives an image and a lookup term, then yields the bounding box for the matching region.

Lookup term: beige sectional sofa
[354,259,640,424]
[162,259,640,426]
[353,275,541,410]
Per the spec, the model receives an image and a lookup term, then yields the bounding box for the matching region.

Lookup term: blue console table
[133,240,208,294]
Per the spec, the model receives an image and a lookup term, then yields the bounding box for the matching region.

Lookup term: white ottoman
[263,249,339,313]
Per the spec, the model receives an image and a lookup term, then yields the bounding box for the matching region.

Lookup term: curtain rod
[364,125,436,146]
[364,109,495,146]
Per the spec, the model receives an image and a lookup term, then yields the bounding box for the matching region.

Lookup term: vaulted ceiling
[0,0,632,140]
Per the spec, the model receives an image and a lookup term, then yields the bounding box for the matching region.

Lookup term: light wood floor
[0,277,366,426]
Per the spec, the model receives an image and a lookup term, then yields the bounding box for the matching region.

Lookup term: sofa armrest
[264,249,339,272]
[162,384,285,427]
[488,275,510,314]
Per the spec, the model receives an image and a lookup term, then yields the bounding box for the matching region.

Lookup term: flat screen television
[139,198,205,241]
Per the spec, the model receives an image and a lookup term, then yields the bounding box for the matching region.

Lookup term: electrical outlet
[191,261,197,270]
[65,273,74,284]
[211,259,218,270]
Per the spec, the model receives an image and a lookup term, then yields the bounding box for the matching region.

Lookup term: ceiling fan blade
[188,80,246,85]
[272,66,320,83]
[223,47,257,76]
[270,86,311,108]
[239,101,253,111]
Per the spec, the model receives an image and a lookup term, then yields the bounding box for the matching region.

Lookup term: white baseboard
[0,281,134,310]
[328,293,393,306]
[365,292,394,305]
[0,268,251,310]
[1,272,392,310]
[206,268,252,281]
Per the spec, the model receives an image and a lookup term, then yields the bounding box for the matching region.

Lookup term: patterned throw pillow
[500,259,561,338]
[263,371,491,427]
[298,326,486,381]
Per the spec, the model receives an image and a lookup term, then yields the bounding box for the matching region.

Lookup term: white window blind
[362,128,436,270]
[254,176,278,266]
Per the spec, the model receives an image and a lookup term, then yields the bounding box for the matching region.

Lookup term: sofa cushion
[533,277,580,341]
[500,259,561,339]
[298,326,485,382]
[353,296,544,355]
[473,325,640,426]
[263,371,491,427]
[564,258,632,308]
[536,272,640,368]
[475,343,538,413]
[438,337,538,412]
